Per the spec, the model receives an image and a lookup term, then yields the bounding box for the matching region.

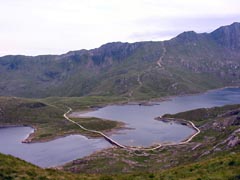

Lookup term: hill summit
[0,22,240,99]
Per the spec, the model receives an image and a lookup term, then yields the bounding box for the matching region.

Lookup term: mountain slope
[1,150,240,180]
[0,23,240,99]
[63,104,240,176]
[211,22,240,50]
[2,104,240,180]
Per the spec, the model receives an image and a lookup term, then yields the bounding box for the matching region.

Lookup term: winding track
[63,107,201,151]
[128,42,167,100]
[156,42,166,68]
[64,107,126,148]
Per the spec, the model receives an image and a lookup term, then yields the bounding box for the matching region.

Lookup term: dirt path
[128,43,167,100]
[137,74,143,87]
[64,108,201,151]
[127,73,142,100]
[157,42,166,68]
[64,107,126,148]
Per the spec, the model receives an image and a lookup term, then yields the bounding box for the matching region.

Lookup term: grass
[0,96,123,142]
[41,95,126,110]
[0,151,240,180]
[156,153,240,180]
[0,153,91,180]
[72,117,123,132]
[63,104,240,175]
[0,98,240,179]
[163,104,240,126]
[1,36,239,101]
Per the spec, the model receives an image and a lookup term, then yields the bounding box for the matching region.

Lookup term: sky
[0,0,240,56]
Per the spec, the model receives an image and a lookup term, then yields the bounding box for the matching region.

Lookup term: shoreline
[62,86,240,150]
[72,86,240,112]
[133,85,240,106]
[0,124,37,143]
[23,121,126,144]
[64,107,201,151]
[1,86,238,145]
[0,120,125,144]
[154,117,201,144]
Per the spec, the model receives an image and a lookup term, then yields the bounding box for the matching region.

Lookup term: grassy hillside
[0,151,239,180]
[0,23,240,100]
[0,153,84,180]
[0,96,123,142]
[0,101,240,179]
[0,22,240,179]
[63,104,240,175]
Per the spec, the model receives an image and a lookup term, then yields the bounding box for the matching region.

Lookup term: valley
[0,23,240,100]
[0,102,240,179]
[0,87,239,169]
[63,103,240,175]
[0,22,240,179]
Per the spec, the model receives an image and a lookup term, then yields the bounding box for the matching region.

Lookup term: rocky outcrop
[0,22,240,98]
[211,22,240,50]
[173,31,208,43]
[214,128,240,149]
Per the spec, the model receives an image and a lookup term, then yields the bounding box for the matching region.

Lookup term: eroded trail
[137,74,143,87]
[157,42,166,68]
[63,107,126,148]
[64,107,201,151]
[127,73,143,100]
[128,43,167,100]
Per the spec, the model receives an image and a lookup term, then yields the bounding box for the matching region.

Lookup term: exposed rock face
[0,22,240,98]
[222,128,240,148]
[227,134,240,147]
[233,115,240,126]
[211,22,240,50]
[89,42,143,64]
[220,109,240,118]
[174,31,208,43]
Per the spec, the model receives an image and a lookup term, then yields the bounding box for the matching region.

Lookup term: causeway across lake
[0,87,239,167]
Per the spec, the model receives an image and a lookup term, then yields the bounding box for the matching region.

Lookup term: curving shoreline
[18,86,238,147]
[64,108,126,148]
[64,107,201,151]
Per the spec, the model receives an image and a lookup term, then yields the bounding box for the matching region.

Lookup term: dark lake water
[0,126,110,167]
[76,87,240,146]
[0,87,239,167]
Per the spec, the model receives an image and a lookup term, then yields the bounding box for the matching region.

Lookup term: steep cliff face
[0,23,239,98]
[211,22,240,50]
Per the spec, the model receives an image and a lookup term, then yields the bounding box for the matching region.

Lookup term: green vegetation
[1,97,240,178]
[0,153,84,180]
[163,104,240,126]
[0,95,240,179]
[0,93,240,179]
[0,23,239,100]
[0,96,123,142]
[0,22,240,179]
[41,95,125,110]
[72,117,123,132]
[63,104,240,175]
[0,151,240,179]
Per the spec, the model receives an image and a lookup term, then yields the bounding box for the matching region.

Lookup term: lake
[0,87,239,167]
[0,126,110,167]
[74,87,240,146]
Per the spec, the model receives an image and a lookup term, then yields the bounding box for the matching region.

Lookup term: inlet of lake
[0,87,240,167]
